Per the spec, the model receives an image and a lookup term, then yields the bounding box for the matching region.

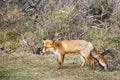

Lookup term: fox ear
[43,38,46,41]
[53,38,61,43]
[56,38,61,41]
[52,39,56,43]
[42,38,46,43]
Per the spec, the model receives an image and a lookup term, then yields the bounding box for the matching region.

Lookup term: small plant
[0,31,20,53]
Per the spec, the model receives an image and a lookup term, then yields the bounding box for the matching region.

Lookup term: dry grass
[0,52,120,80]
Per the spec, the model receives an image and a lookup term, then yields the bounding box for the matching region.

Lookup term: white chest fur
[49,48,60,56]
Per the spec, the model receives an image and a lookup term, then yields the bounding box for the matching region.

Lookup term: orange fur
[42,39,107,70]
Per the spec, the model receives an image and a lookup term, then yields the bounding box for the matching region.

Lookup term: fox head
[42,39,53,53]
[42,39,61,55]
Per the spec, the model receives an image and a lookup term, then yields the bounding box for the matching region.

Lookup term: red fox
[42,39,108,70]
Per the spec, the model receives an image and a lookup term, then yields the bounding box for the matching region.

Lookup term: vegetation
[0,0,120,80]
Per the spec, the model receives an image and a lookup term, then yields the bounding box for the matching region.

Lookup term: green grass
[0,52,120,80]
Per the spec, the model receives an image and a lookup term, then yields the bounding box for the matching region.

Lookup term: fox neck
[49,47,60,56]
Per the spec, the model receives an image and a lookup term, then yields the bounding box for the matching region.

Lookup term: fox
[42,39,108,70]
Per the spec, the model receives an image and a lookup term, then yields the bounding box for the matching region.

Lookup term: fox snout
[103,65,108,70]
[42,49,45,53]
[42,48,50,55]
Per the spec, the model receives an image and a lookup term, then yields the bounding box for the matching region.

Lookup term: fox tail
[90,47,108,70]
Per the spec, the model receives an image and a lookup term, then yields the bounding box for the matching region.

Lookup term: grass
[0,52,120,80]
[0,1,120,79]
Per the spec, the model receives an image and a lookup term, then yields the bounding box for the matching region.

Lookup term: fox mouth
[42,48,56,55]
[47,48,60,55]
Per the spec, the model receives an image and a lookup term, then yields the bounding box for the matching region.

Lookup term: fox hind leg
[79,55,86,67]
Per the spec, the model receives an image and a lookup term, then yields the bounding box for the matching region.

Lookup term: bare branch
[15,31,28,47]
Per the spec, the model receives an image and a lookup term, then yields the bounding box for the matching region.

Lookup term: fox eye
[50,43,53,45]
[45,47,49,49]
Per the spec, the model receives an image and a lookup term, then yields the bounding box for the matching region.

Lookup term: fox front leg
[57,54,65,69]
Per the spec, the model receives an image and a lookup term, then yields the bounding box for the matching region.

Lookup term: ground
[0,52,120,80]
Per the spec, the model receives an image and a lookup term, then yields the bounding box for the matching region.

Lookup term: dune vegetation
[0,0,120,80]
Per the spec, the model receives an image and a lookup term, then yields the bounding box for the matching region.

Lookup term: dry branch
[15,31,28,47]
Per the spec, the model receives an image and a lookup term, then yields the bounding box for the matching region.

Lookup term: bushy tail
[90,47,108,70]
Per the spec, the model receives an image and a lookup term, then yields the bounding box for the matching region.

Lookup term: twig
[78,27,90,38]
[15,31,28,46]
[103,27,111,35]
